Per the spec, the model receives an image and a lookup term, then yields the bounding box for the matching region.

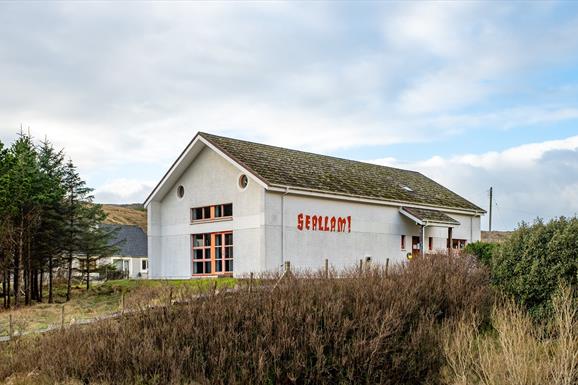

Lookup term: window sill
[192,273,233,277]
[191,217,233,225]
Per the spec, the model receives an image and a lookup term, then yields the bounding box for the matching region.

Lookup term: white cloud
[372,136,578,230]
[94,179,156,204]
[1,2,578,215]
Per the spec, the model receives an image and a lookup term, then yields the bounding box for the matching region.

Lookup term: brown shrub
[1,253,492,385]
[442,285,577,385]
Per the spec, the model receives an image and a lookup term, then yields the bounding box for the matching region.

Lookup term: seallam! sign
[297,213,351,233]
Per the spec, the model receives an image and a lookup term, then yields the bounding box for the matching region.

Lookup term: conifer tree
[34,140,66,302]
[0,133,112,306]
[4,133,42,306]
[0,140,14,308]
[77,207,118,290]
[62,159,94,302]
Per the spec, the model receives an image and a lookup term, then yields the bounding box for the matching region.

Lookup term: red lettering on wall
[297,213,352,233]
[337,217,346,232]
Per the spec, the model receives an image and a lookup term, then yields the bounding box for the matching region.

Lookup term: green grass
[102,277,237,290]
[0,277,238,337]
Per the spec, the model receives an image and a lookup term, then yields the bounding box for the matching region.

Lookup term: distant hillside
[481,230,512,243]
[101,204,147,232]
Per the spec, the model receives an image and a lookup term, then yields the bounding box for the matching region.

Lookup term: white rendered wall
[151,146,265,279]
[264,191,481,273]
[148,201,162,278]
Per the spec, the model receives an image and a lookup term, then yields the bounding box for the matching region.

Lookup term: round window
[176,185,185,198]
[238,174,248,189]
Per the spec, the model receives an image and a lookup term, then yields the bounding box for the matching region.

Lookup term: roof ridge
[199,132,421,175]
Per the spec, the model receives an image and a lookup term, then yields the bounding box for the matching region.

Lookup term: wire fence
[0,259,386,342]
[0,296,123,342]
[0,283,244,343]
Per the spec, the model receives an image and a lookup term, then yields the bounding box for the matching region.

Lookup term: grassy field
[0,278,237,337]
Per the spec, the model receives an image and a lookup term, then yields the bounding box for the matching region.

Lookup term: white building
[99,224,148,279]
[144,132,485,279]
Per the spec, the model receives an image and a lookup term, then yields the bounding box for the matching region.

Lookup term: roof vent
[401,185,413,192]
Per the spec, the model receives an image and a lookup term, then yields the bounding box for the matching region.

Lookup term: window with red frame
[192,231,233,276]
[191,203,233,222]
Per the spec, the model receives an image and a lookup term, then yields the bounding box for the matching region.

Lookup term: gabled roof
[198,132,484,213]
[400,206,460,227]
[100,224,147,257]
[144,132,485,214]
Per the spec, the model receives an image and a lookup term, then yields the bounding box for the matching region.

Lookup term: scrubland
[0,254,575,385]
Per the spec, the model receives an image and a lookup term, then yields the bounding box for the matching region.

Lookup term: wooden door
[412,236,421,258]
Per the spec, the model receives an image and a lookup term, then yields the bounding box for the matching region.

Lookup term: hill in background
[101,204,147,232]
[481,230,512,243]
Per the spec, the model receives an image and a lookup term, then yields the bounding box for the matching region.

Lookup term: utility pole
[489,187,493,232]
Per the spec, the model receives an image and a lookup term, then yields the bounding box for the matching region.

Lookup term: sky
[1,1,578,231]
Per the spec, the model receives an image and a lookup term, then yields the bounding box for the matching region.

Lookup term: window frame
[191,231,233,277]
[446,238,467,250]
[190,203,233,223]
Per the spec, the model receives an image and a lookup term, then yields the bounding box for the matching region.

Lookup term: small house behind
[99,224,148,279]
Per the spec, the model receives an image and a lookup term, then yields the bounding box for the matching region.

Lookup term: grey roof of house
[100,224,147,257]
[200,132,485,213]
[401,206,461,226]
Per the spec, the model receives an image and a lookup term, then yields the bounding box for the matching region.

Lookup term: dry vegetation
[481,231,513,243]
[0,278,236,337]
[1,254,492,385]
[442,286,577,385]
[0,255,575,385]
[101,204,147,232]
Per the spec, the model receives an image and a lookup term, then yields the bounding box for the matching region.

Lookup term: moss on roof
[200,132,484,212]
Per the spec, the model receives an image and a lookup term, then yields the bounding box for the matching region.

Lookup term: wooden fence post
[359,259,363,275]
[121,292,125,315]
[8,314,13,340]
[385,258,390,277]
[324,258,329,279]
[168,287,173,306]
[284,261,291,273]
[249,272,254,293]
[60,305,65,331]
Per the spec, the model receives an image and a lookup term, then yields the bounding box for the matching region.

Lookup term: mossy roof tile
[201,132,484,212]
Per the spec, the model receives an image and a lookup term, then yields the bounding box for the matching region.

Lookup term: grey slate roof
[401,206,461,226]
[200,132,485,213]
[100,224,147,257]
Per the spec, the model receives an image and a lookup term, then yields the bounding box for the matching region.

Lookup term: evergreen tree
[77,208,119,290]
[34,140,66,303]
[0,140,14,308]
[0,133,112,306]
[4,133,42,306]
[62,159,94,302]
